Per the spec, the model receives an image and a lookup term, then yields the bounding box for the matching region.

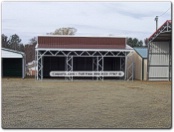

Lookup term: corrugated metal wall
[148,42,170,81]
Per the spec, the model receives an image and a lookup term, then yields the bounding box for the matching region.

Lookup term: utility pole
[154,16,158,31]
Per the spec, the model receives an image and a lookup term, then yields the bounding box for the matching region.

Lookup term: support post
[66,55,73,81]
[97,56,103,80]
[37,51,43,80]
[124,55,127,80]
[120,57,125,80]
[41,56,43,80]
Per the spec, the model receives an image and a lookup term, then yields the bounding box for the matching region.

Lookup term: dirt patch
[1,78,172,128]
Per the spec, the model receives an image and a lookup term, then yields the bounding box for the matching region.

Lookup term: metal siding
[149,67,169,77]
[148,42,170,80]
[150,42,169,53]
[150,54,169,65]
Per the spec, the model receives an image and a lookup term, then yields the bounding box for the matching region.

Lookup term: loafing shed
[148,20,172,81]
[35,36,134,81]
[2,48,26,78]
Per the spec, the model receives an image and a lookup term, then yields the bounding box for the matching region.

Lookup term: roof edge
[35,44,134,51]
[2,48,25,56]
[38,35,126,39]
[148,20,172,40]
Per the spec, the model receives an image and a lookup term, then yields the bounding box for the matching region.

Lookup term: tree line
[2,34,24,51]
[1,34,37,63]
[1,27,148,64]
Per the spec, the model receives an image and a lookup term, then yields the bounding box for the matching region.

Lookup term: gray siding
[148,42,170,81]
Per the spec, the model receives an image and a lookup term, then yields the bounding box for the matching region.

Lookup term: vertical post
[97,56,98,81]
[65,56,68,81]
[102,57,104,81]
[65,55,73,81]
[132,52,134,81]
[37,50,39,80]
[169,41,171,81]
[41,56,43,80]
[120,57,124,80]
[38,51,42,80]
[97,55,103,80]
[71,56,73,81]
[155,16,158,31]
[92,57,94,80]
[92,57,97,80]
[22,57,24,79]
[147,42,150,81]
[35,50,37,80]
[124,55,127,80]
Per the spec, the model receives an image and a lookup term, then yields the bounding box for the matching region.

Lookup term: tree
[8,34,22,51]
[144,38,149,47]
[2,34,24,52]
[29,37,37,45]
[19,44,25,52]
[127,37,143,47]
[24,37,37,63]
[1,34,9,48]
[47,27,77,35]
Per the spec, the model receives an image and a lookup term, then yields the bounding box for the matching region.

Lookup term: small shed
[2,48,26,78]
[133,47,148,81]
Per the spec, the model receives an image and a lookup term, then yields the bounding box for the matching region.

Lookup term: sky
[1,1,172,44]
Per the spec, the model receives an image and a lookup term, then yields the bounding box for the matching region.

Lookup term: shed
[148,20,172,81]
[35,35,134,81]
[133,47,148,80]
[2,48,26,78]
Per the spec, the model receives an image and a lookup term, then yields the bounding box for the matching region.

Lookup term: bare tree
[24,37,37,63]
[1,34,9,48]
[29,37,37,45]
[144,38,149,47]
[47,27,77,35]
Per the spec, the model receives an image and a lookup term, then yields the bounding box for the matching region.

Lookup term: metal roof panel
[37,36,126,49]
[134,47,148,58]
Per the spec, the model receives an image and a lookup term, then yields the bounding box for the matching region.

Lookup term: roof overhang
[38,35,126,39]
[149,20,172,42]
[36,44,134,52]
[2,48,25,58]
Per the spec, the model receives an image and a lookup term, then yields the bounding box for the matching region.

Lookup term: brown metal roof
[38,36,126,49]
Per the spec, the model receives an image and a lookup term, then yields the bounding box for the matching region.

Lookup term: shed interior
[2,58,22,77]
[43,56,124,79]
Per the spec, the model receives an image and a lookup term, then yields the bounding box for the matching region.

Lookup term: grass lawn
[1,78,172,128]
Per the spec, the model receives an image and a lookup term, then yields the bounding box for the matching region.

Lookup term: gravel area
[1,78,172,128]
